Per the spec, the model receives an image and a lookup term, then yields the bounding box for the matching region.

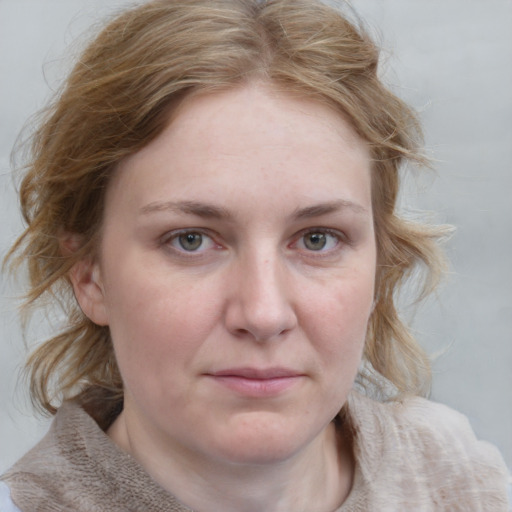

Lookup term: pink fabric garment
[2,390,509,511]
[0,481,22,512]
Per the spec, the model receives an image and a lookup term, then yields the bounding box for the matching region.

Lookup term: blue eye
[167,231,216,252]
[297,230,340,252]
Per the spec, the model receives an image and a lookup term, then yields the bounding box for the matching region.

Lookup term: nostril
[233,327,250,337]
[226,304,297,342]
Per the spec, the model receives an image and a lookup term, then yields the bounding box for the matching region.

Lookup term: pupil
[179,233,202,251]
[305,233,326,250]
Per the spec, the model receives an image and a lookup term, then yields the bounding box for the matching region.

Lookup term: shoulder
[0,401,105,511]
[0,481,22,512]
[349,390,504,461]
[346,391,511,510]
[385,393,487,451]
[388,394,506,471]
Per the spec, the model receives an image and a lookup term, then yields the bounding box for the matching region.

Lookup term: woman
[1,0,509,510]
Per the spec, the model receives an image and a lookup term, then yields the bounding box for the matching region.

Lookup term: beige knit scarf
[2,391,509,511]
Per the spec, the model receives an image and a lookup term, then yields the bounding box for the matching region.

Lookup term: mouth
[205,367,305,397]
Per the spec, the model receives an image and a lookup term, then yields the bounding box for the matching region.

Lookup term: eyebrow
[140,200,233,220]
[292,200,369,220]
[139,199,368,220]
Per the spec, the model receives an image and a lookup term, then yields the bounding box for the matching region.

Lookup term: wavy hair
[6,0,448,414]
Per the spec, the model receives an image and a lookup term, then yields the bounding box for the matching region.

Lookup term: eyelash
[161,229,221,257]
[290,228,346,255]
[160,227,347,258]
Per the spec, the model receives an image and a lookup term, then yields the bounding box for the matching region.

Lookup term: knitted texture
[2,391,509,511]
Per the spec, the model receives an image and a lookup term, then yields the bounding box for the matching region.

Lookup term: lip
[205,367,305,397]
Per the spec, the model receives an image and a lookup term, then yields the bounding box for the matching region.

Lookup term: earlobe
[69,258,109,326]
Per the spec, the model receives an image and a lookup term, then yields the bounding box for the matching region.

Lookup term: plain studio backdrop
[0,0,511,472]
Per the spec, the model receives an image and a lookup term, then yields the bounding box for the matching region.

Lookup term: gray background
[1,0,511,472]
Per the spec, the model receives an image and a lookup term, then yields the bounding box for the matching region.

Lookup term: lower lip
[208,375,302,397]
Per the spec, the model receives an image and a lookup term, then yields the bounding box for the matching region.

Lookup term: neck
[108,412,353,512]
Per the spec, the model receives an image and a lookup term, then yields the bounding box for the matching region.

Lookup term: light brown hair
[6,0,447,414]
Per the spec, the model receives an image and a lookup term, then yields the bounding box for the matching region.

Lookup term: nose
[224,250,298,342]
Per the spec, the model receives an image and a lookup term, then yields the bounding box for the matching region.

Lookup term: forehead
[157,83,369,167]
[108,83,372,216]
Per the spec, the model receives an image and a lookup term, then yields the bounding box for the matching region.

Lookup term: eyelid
[160,228,223,256]
[159,226,349,259]
[290,227,348,253]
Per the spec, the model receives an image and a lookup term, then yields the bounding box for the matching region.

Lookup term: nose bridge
[226,242,296,341]
[246,246,284,306]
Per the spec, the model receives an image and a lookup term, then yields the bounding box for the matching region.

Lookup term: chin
[208,413,322,466]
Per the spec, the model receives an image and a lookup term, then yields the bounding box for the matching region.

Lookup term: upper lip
[208,367,303,379]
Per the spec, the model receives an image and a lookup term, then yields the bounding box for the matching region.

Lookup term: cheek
[103,268,224,375]
[308,269,374,365]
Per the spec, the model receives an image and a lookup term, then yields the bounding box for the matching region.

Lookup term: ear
[69,257,109,327]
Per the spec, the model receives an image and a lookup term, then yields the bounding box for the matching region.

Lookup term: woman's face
[80,83,376,466]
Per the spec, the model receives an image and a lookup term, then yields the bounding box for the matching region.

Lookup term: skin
[72,82,377,512]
